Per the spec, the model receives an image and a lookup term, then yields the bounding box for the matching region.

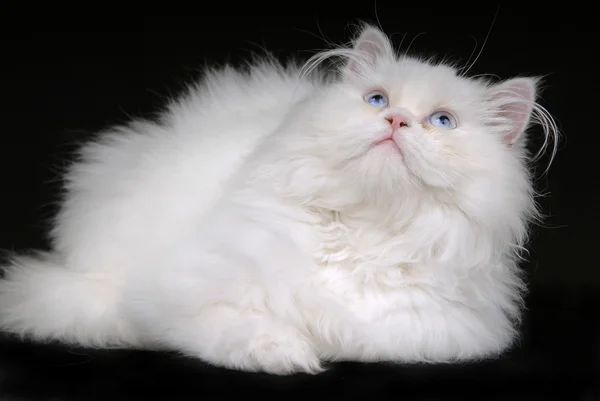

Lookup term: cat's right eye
[363,90,389,109]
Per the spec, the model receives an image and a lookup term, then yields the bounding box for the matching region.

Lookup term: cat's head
[274,25,557,230]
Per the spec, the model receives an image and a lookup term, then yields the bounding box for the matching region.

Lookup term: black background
[0,7,598,401]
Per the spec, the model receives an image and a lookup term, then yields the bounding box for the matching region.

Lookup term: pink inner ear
[346,27,392,76]
[503,104,531,146]
[347,41,376,75]
[355,34,381,58]
[492,79,536,146]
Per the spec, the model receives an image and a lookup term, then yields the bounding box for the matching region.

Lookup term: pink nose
[385,114,409,130]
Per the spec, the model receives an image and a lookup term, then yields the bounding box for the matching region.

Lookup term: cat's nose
[385,113,409,131]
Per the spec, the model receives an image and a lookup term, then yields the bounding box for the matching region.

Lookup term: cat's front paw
[240,326,324,375]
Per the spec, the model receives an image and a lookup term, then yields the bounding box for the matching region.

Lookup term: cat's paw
[240,326,324,375]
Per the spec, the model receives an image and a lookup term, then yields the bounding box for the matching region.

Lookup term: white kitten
[0,25,558,375]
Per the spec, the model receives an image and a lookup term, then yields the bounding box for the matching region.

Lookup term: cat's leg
[125,257,324,375]
[152,303,323,375]
[125,209,325,374]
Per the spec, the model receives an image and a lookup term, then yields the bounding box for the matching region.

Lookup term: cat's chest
[310,218,411,272]
[308,220,432,320]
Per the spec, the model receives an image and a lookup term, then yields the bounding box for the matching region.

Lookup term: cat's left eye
[363,90,389,109]
[428,111,458,129]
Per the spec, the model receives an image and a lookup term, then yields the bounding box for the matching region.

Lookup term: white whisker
[461,5,501,77]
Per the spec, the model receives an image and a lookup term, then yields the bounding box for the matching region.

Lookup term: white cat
[0,25,558,375]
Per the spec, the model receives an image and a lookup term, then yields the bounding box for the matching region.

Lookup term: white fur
[0,25,558,375]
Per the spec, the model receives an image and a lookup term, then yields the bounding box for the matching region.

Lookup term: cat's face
[310,58,499,191]
[286,26,549,217]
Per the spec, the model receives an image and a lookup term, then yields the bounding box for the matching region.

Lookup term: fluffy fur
[0,25,558,375]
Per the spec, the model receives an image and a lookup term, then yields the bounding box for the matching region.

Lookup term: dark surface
[0,8,598,401]
[1,292,598,400]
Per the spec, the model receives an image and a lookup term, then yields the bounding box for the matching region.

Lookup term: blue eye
[428,111,457,129]
[364,90,389,108]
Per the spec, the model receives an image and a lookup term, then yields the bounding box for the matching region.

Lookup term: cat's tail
[0,252,138,347]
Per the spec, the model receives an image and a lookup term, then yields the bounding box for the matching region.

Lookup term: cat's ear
[486,77,538,147]
[343,25,394,77]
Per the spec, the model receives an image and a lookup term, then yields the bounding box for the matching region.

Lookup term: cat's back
[54,60,318,270]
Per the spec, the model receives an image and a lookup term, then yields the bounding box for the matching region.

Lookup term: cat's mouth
[373,134,403,156]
